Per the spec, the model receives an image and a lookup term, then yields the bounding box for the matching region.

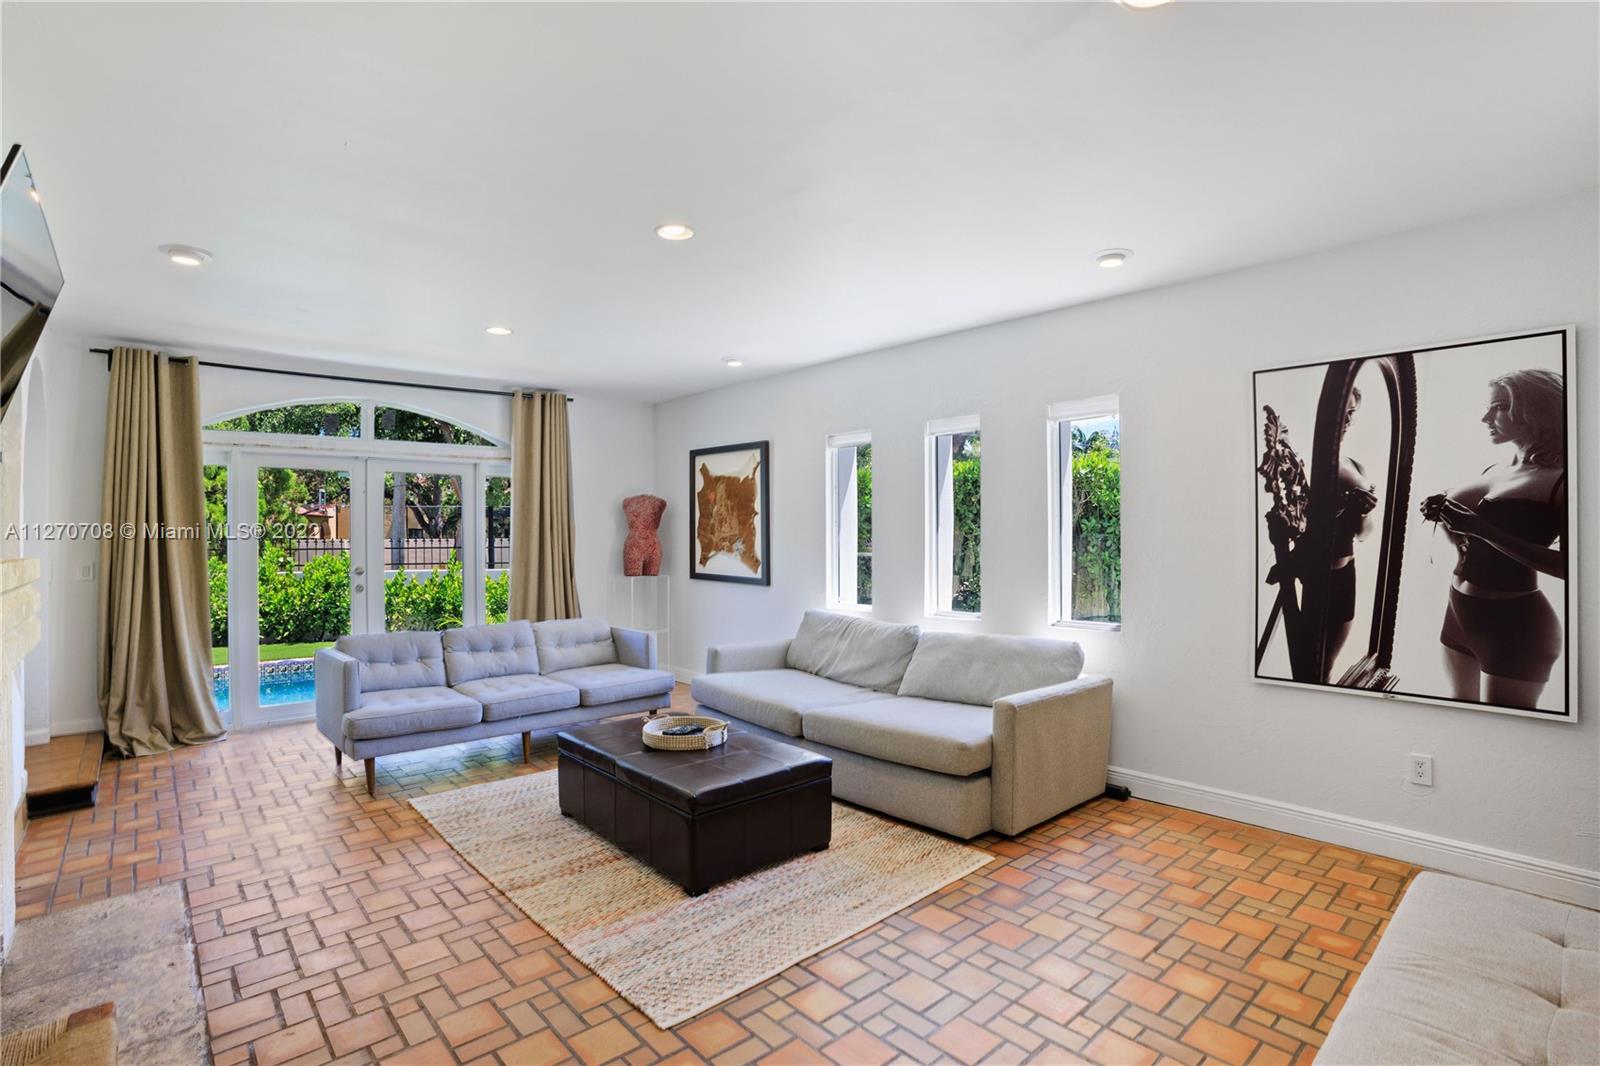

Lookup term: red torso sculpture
[622,494,667,576]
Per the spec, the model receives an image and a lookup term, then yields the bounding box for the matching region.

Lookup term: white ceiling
[4,2,1596,402]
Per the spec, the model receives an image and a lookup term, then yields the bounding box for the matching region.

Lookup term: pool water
[213,661,316,711]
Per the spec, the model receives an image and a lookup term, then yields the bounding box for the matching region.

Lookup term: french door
[363,461,483,633]
[207,451,494,728]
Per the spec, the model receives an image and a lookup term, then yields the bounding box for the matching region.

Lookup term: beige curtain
[509,390,581,621]
[98,347,224,755]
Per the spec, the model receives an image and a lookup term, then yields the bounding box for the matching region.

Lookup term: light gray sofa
[691,610,1113,839]
[1317,872,1598,1065]
[316,618,674,794]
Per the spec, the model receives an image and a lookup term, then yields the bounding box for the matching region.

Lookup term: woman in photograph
[1424,369,1566,709]
[1303,388,1378,682]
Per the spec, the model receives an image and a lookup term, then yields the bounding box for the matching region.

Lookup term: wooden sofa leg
[522,733,532,763]
[365,758,375,796]
[334,747,342,768]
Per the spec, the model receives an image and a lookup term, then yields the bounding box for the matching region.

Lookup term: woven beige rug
[411,770,993,1028]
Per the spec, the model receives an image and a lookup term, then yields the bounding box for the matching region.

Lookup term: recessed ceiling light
[655,223,695,241]
[485,325,514,336]
[722,357,744,368]
[1095,248,1132,269]
[159,243,212,267]
[1119,0,1173,9]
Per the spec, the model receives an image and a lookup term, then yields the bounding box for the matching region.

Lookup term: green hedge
[208,547,511,645]
[1071,438,1121,623]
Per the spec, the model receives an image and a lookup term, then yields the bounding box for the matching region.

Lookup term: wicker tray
[642,715,729,751]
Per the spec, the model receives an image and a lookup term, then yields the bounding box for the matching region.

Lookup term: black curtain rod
[90,347,572,401]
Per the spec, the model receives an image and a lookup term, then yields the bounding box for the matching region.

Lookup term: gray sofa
[316,618,674,793]
[691,610,1112,839]
[1317,872,1598,1065]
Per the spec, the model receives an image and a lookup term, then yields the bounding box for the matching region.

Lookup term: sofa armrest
[612,626,659,670]
[990,674,1112,836]
[315,648,361,747]
[705,639,792,674]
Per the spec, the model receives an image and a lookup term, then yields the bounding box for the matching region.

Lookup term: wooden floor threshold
[23,732,104,816]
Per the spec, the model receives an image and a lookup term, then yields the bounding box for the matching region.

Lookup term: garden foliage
[1070,427,1121,623]
[209,548,510,645]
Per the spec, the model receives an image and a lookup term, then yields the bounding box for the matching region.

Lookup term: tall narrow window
[1050,397,1121,627]
[826,433,872,607]
[203,463,230,711]
[927,416,981,615]
[485,472,511,623]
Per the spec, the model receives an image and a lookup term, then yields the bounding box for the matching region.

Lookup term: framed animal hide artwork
[1254,327,1576,722]
[689,440,771,585]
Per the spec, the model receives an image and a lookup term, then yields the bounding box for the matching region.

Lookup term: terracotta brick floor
[16,685,1417,1065]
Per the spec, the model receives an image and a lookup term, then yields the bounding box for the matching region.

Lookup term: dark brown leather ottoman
[556,718,832,895]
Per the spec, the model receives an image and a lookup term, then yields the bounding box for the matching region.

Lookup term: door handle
[354,583,365,593]
[354,565,366,576]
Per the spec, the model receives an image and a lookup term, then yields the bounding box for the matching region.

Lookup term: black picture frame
[689,440,771,586]
[1253,326,1577,722]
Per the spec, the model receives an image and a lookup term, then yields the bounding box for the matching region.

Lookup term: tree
[1070,428,1121,622]
[207,402,360,437]
[855,445,873,604]
[951,434,981,612]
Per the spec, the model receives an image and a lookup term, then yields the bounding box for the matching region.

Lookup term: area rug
[411,771,993,1028]
[0,1003,116,1066]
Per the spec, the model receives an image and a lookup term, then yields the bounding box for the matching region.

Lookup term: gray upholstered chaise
[692,610,1113,839]
[1317,872,1598,1065]
[315,618,673,793]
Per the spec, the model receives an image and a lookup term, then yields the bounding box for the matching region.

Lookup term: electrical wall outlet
[1409,753,1434,787]
[75,562,95,581]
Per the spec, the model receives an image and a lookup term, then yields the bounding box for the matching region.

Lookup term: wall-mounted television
[1,144,65,424]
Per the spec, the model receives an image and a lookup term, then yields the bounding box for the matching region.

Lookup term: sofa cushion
[452,673,580,721]
[335,631,446,692]
[786,610,920,692]
[533,618,618,673]
[691,669,879,737]
[344,686,481,739]
[898,631,1084,706]
[801,696,992,776]
[544,663,674,706]
[442,621,540,685]
[1318,872,1600,1066]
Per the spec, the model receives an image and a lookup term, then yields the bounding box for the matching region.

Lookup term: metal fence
[275,536,512,569]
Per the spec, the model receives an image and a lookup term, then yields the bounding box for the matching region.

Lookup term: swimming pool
[213,659,316,711]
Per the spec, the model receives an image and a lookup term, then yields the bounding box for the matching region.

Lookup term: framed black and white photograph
[689,440,771,586]
[1253,327,1576,721]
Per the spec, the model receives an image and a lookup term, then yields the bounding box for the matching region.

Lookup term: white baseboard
[24,726,51,746]
[669,665,699,685]
[47,714,103,738]
[1107,765,1599,909]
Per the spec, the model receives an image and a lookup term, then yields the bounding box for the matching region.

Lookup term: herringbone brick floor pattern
[16,686,1416,1065]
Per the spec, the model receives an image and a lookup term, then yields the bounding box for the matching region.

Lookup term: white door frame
[208,448,368,730]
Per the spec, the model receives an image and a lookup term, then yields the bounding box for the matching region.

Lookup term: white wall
[31,343,654,737]
[27,333,105,740]
[654,191,1600,898]
[19,365,52,746]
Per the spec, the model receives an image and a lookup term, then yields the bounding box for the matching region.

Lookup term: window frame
[924,414,981,619]
[824,431,872,612]
[204,399,509,461]
[1047,395,1122,632]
